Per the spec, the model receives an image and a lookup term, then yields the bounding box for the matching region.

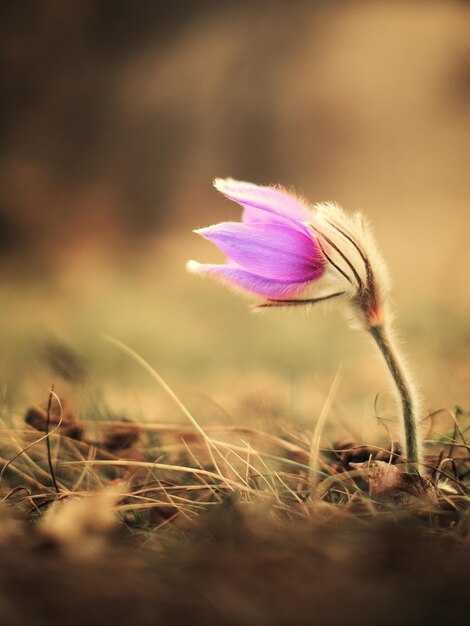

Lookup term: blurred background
[0,0,469,443]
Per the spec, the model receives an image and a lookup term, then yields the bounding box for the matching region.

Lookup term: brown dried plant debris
[24,400,143,456]
[25,399,84,441]
[38,488,124,560]
[349,460,436,503]
[101,420,141,453]
[328,440,403,470]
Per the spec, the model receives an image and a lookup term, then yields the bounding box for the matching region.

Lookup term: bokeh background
[1,0,469,443]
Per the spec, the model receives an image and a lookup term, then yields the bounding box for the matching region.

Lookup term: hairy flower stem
[368,324,421,471]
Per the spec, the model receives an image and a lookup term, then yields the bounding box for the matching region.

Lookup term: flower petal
[194,221,324,282]
[214,178,312,229]
[186,261,311,298]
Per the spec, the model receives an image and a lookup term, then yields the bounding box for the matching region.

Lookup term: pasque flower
[188,178,388,325]
[187,179,326,300]
[188,179,422,470]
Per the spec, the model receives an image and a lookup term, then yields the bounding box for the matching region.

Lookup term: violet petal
[195,221,324,282]
[187,261,311,298]
[214,178,312,230]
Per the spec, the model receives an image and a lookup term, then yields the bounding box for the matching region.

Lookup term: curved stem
[368,325,422,471]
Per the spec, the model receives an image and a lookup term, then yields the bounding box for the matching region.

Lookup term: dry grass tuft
[0,390,468,532]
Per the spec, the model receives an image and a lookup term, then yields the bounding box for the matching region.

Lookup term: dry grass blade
[45,386,61,494]
[64,459,269,497]
[103,334,226,480]
[309,366,342,495]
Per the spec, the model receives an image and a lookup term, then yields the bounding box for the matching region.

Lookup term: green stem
[369,325,421,471]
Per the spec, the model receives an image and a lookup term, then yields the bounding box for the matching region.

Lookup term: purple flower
[187,179,326,299]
